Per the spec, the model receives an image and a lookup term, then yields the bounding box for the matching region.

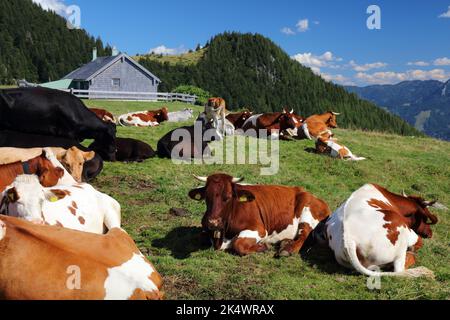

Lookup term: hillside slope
[139,32,420,137]
[0,0,111,84]
[346,80,450,141]
[84,100,450,300]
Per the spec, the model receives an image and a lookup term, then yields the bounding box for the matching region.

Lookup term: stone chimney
[92,47,98,61]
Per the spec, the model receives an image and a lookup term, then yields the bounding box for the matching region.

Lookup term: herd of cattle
[0,87,445,300]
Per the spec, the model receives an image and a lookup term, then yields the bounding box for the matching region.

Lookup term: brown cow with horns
[189,173,331,256]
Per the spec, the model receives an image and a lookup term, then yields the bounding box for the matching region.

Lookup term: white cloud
[292,51,339,71]
[434,57,450,66]
[149,45,187,55]
[438,6,450,18]
[321,73,355,86]
[32,0,67,15]
[296,19,309,32]
[349,60,387,72]
[407,61,430,67]
[281,27,295,35]
[356,69,449,84]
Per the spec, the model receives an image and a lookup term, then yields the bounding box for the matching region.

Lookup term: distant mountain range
[346,80,450,141]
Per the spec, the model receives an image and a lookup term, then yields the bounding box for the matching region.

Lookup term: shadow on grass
[152,226,211,259]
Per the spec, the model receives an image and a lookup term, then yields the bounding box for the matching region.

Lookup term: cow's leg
[232,237,268,256]
[277,222,313,257]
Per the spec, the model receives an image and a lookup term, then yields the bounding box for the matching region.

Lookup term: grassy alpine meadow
[84,99,450,300]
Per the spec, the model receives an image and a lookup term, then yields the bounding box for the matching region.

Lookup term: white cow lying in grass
[316,139,366,161]
[0,175,121,234]
[168,108,194,122]
[314,184,440,278]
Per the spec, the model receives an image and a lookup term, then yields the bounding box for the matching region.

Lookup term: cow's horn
[193,175,208,182]
[402,190,408,197]
[290,109,294,114]
[332,112,341,116]
[232,177,244,183]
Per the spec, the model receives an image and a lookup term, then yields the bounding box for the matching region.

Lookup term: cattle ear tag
[49,196,59,203]
[239,196,248,202]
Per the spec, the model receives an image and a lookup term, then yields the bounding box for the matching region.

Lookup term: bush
[173,85,211,106]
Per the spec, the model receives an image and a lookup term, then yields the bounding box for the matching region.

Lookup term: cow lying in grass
[189,173,331,256]
[0,215,163,300]
[89,107,116,124]
[313,184,442,278]
[0,174,121,234]
[315,139,366,161]
[0,150,64,192]
[296,111,340,141]
[242,109,300,140]
[117,108,169,127]
[168,108,194,122]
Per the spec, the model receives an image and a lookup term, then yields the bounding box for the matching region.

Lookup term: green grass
[134,49,206,66]
[84,99,450,300]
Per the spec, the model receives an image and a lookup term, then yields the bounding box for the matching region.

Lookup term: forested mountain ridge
[139,32,421,136]
[0,0,111,84]
[346,80,450,141]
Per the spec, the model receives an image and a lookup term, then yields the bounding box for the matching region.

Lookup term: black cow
[90,137,156,162]
[0,87,116,160]
[0,130,103,182]
[157,120,218,160]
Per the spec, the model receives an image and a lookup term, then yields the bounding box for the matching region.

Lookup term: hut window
[112,78,120,87]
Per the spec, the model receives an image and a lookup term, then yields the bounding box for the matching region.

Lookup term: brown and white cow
[226,110,253,129]
[314,184,441,277]
[117,107,169,127]
[315,138,366,161]
[242,109,301,140]
[1,174,121,234]
[188,174,331,256]
[0,150,64,192]
[89,108,116,124]
[51,147,96,182]
[296,111,340,141]
[0,215,163,300]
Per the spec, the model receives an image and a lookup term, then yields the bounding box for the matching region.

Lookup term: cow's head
[188,174,255,231]
[207,98,226,110]
[403,194,439,238]
[239,110,253,122]
[154,107,169,123]
[59,147,95,183]
[0,175,63,224]
[280,109,300,133]
[37,151,65,187]
[326,111,340,128]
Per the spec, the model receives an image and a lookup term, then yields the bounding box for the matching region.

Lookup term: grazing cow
[0,151,64,192]
[0,215,163,300]
[188,174,331,256]
[90,137,156,162]
[242,109,300,140]
[118,107,169,127]
[89,107,116,124]
[296,111,340,141]
[315,139,366,161]
[1,175,121,234]
[0,87,116,160]
[168,108,194,122]
[226,111,253,129]
[157,122,217,160]
[314,184,440,277]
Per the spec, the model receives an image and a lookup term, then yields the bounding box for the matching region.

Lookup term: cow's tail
[344,236,434,278]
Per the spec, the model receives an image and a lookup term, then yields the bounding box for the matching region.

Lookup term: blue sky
[33,0,450,86]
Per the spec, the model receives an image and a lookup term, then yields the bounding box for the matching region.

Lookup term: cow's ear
[6,188,20,203]
[84,151,96,161]
[236,190,255,203]
[189,187,206,201]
